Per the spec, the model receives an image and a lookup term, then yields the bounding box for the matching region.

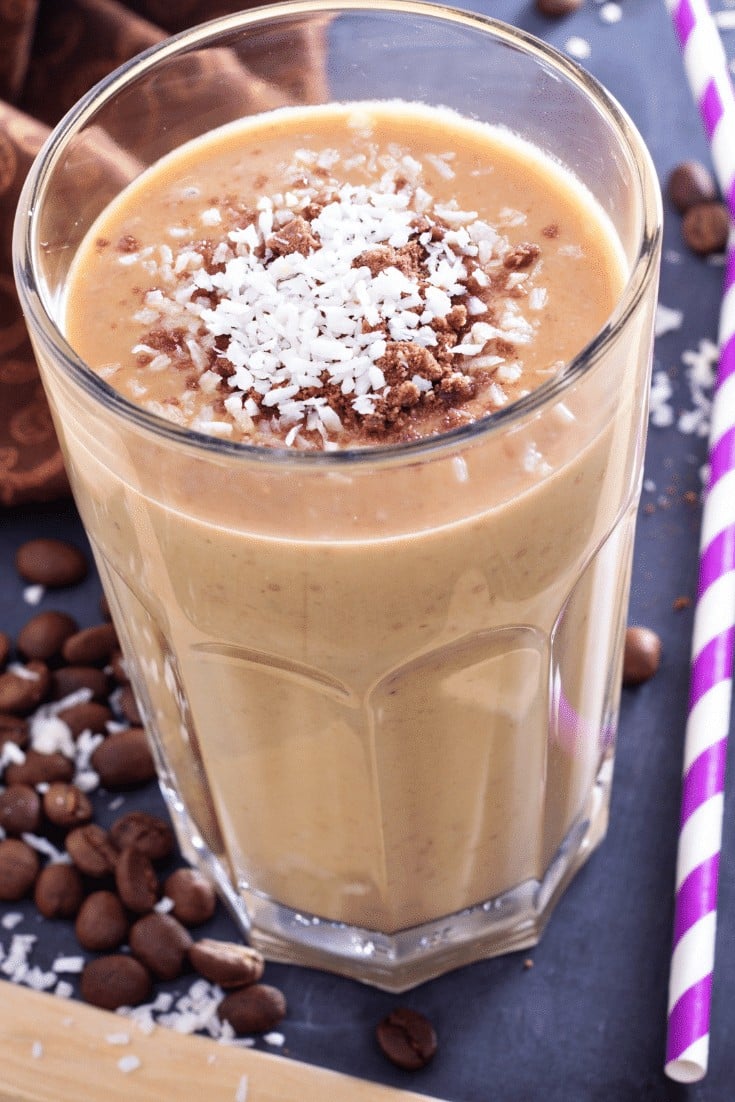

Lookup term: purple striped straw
[665,0,735,1082]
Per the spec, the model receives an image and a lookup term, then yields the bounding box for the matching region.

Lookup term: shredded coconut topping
[121,157,545,448]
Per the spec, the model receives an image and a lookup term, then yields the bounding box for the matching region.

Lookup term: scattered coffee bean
[80,954,152,1010]
[163,867,217,926]
[34,862,85,919]
[15,538,88,588]
[61,623,119,667]
[217,984,287,1035]
[5,749,74,787]
[17,610,78,662]
[0,660,51,715]
[42,782,93,829]
[91,727,155,788]
[75,890,129,952]
[682,201,729,255]
[0,783,42,835]
[56,700,112,739]
[51,665,110,702]
[118,684,142,725]
[0,713,28,749]
[0,838,40,900]
[109,811,174,862]
[623,626,662,686]
[129,912,193,981]
[66,823,118,877]
[535,0,583,14]
[189,938,265,989]
[0,565,296,1045]
[115,845,159,914]
[667,160,718,214]
[376,1007,438,1070]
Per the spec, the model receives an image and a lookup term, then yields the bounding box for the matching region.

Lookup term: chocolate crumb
[265,216,320,257]
[673,596,692,611]
[503,242,541,270]
[116,234,140,254]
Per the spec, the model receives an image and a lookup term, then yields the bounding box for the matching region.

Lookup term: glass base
[160,753,613,993]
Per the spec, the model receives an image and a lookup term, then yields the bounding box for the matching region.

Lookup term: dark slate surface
[2,2,735,1098]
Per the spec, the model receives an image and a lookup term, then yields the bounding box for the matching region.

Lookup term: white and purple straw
[664,0,735,1082]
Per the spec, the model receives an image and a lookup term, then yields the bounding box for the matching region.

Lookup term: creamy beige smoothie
[54,100,648,954]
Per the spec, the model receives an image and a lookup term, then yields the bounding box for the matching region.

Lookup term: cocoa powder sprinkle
[118,154,547,449]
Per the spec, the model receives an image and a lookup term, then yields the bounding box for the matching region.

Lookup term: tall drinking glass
[14,1,661,991]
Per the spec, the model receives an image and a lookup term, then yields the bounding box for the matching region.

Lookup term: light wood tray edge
[0,984,446,1102]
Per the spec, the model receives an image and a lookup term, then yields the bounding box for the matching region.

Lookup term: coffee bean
[163,867,217,926]
[109,811,174,862]
[217,984,287,1035]
[56,700,112,739]
[682,201,729,255]
[115,846,159,913]
[0,631,10,670]
[17,611,78,662]
[0,660,51,715]
[189,938,264,989]
[51,665,110,703]
[5,749,74,787]
[75,890,129,951]
[61,623,119,667]
[92,727,155,788]
[80,954,152,1010]
[0,784,42,835]
[66,823,118,877]
[0,838,40,900]
[118,684,142,725]
[623,626,662,686]
[34,862,84,919]
[43,782,93,829]
[667,160,718,214]
[129,912,193,981]
[0,713,28,749]
[15,539,88,588]
[376,1007,437,1070]
[535,0,583,14]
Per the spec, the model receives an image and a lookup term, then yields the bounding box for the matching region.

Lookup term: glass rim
[13,0,663,471]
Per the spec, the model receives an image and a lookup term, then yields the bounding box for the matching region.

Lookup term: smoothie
[54,101,650,966]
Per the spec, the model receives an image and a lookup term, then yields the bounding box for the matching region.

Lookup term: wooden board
[0,984,446,1102]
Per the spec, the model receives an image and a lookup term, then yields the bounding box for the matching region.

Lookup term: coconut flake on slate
[23,585,45,606]
[655,304,684,338]
[53,956,85,973]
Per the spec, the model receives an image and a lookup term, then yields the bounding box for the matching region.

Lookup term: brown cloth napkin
[0,0,326,506]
